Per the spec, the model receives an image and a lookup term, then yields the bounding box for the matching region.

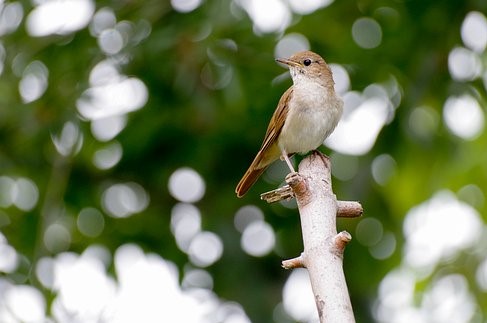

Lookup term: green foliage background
[1,0,487,322]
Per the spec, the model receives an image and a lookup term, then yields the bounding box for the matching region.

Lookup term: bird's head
[276,50,334,88]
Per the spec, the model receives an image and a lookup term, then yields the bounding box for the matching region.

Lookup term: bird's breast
[278,83,343,154]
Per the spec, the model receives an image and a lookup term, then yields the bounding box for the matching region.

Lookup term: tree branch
[279,151,358,323]
[282,253,305,269]
[261,184,363,218]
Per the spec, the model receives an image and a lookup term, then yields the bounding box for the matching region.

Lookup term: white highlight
[448,47,482,81]
[241,221,275,256]
[171,203,202,252]
[188,231,223,267]
[171,0,203,13]
[102,182,149,218]
[327,95,391,155]
[287,0,333,15]
[236,0,291,33]
[282,269,318,322]
[403,190,482,270]
[443,95,484,140]
[93,142,123,170]
[168,167,206,203]
[19,61,48,103]
[461,11,487,53]
[26,0,94,37]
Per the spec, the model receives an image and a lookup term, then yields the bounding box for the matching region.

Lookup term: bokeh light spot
[352,17,382,49]
[0,2,24,36]
[93,142,123,170]
[476,258,487,291]
[0,43,6,75]
[264,158,290,184]
[26,0,95,37]
[457,184,484,209]
[5,285,46,322]
[461,11,487,53]
[188,231,223,267]
[330,153,359,181]
[275,33,310,60]
[403,191,482,269]
[356,217,383,247]
[44,223,71,253]
[19,60,48,103]
[443,95,484,140]
[88,59,120,86]
[448,47,482,81]
[236,0,291,34]
[102,182,149,218]
[11,177,39,211]
[287,0,333,15]
[422,274,476,323]
[83,245,112,269]
[171,0,203,13]
[371,154,396,185]
[282,269,318,322]
[51,121,83,157]
[408,106,440,140]
[329,64,350,95]
[0,176,15,208]
[241,221,275,257]
[326,96,391,155]
[90,7,116,36]
[53,252,116,319]
[0,242,18,273]
[98,28,124,55]
[370,232,396,260]
[171,203,201,252]
[168,167,206,203]
[91,115,127,142]
[234,205,264,233]
[182,269,213,290]
[77,63,148,120]
[36,257,55,289]
[374,269,417,322]
[112,244,196,321]
[77,207,105,238]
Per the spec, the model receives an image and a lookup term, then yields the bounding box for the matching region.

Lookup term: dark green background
[1,0,487,322]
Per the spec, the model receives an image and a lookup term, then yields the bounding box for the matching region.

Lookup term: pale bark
[264,151,361,323]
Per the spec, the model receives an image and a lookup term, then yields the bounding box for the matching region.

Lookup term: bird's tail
[235,164,268,198]
[236,144,282,197]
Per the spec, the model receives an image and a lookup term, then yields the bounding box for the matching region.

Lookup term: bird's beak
[276,57,301,68]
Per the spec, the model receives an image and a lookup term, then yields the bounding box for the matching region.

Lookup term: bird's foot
[312,150,330,167]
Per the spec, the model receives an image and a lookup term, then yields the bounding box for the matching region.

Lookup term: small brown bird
[235,51,343,197]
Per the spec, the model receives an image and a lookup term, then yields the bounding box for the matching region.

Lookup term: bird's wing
[259,86,292,154]
[235,86,293,197]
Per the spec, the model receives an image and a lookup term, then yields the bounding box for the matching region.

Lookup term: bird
[235,50,343,197]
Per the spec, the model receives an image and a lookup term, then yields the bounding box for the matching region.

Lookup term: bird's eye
[303,59,312,66]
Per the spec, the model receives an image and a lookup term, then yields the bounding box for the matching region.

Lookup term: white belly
[278,84,342,154]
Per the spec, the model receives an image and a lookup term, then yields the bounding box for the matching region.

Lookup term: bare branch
[261,184,363,218]
[282,151,356,323]
[260,185,294,203]
[334,231,352,252]
[282,253,305,269]
[337,201,363,218]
